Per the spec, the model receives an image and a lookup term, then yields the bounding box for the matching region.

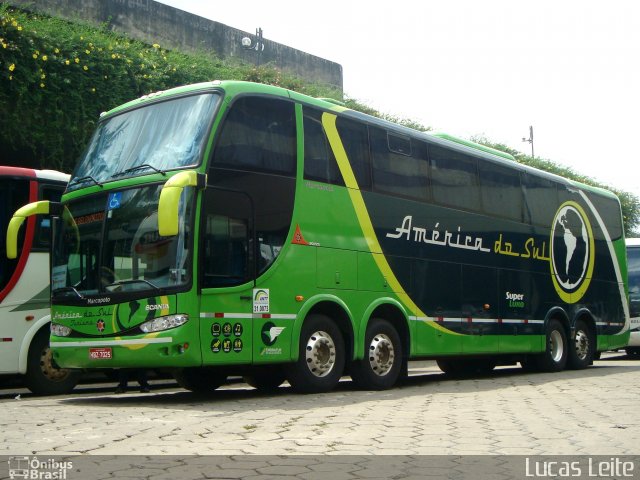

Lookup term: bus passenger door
[199,188,255,366]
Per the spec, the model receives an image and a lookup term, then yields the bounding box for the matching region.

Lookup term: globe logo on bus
[550,201,594,303]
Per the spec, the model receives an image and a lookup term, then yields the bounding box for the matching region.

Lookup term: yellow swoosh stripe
[321,112,456,335]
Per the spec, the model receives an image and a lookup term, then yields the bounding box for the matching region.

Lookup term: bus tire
[536,319,568,372]
[173,367,226,393]
[24,329,80,396]
[243,367,286,391]
[286,314,345,393]
[567,319,595,370]
[350,318,402,390]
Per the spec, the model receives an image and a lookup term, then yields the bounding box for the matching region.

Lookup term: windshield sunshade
[68,93,219,190]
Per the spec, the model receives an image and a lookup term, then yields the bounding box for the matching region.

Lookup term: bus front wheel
[350,318,402,390]
[536,319,568,372]
[25,329,80,396]
[286,314,345,393]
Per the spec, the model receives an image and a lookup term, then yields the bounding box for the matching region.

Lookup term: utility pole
[522,125,534,159]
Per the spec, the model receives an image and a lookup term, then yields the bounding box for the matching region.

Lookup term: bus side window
[303,108,344,186]
[429,144,481,212]
[335,116,371,190]
[212,96,296,176]
[588,193,623,241]
[478,161,524,222]
[0,179,29,292]
[371,127,429,202]
[522,173,558,227]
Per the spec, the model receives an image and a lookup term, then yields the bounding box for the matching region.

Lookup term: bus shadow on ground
[2,353,635,402]
[47,354,640,412]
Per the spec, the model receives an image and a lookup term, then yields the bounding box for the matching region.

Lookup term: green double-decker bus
[7,80,629,393]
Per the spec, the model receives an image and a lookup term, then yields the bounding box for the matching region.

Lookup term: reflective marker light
[140,314,189,333]
[50,323,72,337]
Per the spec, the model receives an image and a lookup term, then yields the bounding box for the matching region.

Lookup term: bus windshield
[51,184,194,302]
[67,93,219,190]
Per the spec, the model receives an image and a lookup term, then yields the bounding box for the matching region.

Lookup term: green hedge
[0,5,340,171]
[1,5,638,232]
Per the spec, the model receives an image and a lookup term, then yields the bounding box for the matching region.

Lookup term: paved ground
[0,352,638,478]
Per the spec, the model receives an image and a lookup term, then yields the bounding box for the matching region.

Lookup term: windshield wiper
[68,175,103,188]
[52,286,85,299]
[110,164,166,178]
[104,278,163,292]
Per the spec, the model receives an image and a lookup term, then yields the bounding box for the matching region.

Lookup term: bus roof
[96,80,618,202]
[0,166,69,183]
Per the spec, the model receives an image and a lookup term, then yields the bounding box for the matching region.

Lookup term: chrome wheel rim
[574,329,589,360]
[549,329,564,363]
[305,330,336,377]
[368,333,395,377]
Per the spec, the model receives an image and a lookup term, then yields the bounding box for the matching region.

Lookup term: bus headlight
[50,323,72,337]
[140,314,189,333]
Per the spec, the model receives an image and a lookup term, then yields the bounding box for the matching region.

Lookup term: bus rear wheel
[173,367,227,393]
[286,314,345,393]
[25,329,80,396]
[567,319,595,369]
[536,319,568,372]
[350,318,402,390]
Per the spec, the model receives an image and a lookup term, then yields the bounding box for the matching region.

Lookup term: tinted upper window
[303,108,343,186]
[430,144,481,212]
[588,193,624,241]
[213,96,296,176]
[522,173,559,227]
[335,116,371,189]
[371,127,429,201]
[478,161,524,222]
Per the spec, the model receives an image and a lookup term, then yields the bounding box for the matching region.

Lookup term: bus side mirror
[158,171,206,236]
[6,201,62,259]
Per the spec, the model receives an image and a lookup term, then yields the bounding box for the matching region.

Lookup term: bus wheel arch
[292,297,355,363]
[362,302,410,361]
[349,302,409,390]
[286,311,347,393]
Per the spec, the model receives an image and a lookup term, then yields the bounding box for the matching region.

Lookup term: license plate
[89,347,112,360]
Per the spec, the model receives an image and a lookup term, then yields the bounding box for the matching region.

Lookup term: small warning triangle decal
[292,224,310,245]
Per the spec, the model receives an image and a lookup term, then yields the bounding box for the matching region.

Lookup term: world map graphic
[551,205,589,290]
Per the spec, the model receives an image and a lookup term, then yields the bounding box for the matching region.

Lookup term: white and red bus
[0,166,79,394]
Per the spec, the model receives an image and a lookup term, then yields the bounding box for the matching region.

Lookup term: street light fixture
[522,125,534,159]
[241,27,265,67]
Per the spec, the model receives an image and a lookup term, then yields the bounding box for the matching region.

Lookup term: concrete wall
[7,0,343,90]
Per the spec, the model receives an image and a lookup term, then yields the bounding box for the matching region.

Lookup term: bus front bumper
[50,334,200,369]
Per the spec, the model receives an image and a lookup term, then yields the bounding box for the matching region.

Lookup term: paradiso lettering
[386,215,550,261]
